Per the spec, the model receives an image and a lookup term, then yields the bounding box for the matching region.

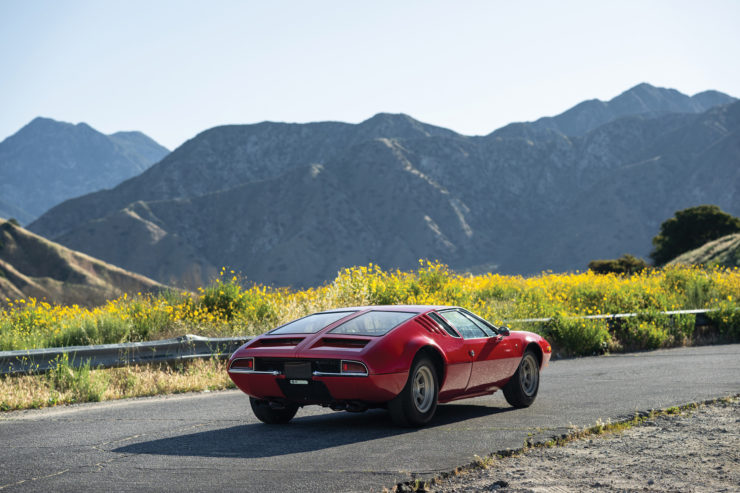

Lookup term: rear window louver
[255,337,305,347]
[415,314,447,336]
[316,337,369,348]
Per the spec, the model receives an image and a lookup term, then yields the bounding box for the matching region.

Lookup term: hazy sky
[1,0,739,150]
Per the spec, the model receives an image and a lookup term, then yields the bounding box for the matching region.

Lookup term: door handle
[469,350,475,357]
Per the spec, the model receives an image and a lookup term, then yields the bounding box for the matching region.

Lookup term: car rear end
[227,307,424,410]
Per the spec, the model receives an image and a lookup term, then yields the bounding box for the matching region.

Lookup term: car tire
[388,356,439,427]
[503,349,540,408]
[250,397,299,424]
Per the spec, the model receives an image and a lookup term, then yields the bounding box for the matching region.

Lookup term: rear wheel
[388,356,439,427]
[250,397,299,424]
[503,350,540,408]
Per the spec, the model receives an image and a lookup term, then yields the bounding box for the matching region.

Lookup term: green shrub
[46,354,108,402]
[588,254,649,275]
[544,314,611,356]
[202,279,249,321]
[611,312,695,350]
[707,301,740,340]
[660,268,716,308]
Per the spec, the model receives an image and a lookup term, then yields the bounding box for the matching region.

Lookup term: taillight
[340,360,368,375]
[231,357,254,370]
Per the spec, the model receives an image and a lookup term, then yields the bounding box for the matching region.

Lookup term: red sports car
[228,305,551,426]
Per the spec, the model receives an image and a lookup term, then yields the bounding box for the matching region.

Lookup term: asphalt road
[1,344,739,493]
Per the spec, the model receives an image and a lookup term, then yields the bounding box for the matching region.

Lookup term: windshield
[329,310,415,336]
[270,311,356,335]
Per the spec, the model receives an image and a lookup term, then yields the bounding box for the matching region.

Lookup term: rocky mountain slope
[29,83,740,288]
[0,117,169,223]
[0,219,164,306]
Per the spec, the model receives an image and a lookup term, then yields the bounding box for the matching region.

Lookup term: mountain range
[0,117,169,223]
[27,83,740,288]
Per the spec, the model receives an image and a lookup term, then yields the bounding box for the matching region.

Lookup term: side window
[460,310,498,337]
[428,312,461,338]
[438,309,487,339]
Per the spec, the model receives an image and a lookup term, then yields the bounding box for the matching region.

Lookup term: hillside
[29,83,740,288]
[668,233,740,268]
[0,218,164,306]
[0,117,169,223]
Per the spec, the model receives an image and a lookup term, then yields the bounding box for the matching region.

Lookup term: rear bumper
[228,370,408,404]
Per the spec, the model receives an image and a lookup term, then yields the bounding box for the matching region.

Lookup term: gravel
[426,397,739,493]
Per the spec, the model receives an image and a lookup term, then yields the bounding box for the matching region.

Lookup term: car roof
[321,304,456,314]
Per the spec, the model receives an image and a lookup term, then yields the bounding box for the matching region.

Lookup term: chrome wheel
[389,356,439,426]
[519,353,539,397]
[412,365,435,413]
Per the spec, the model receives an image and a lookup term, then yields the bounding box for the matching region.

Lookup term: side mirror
[498,326,510,337]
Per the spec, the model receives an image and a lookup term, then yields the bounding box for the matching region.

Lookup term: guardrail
[504,308,714,324]
[0,335,251,376]
[0,308,719,376]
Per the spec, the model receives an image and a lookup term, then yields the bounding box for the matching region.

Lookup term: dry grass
[0,358,234,412]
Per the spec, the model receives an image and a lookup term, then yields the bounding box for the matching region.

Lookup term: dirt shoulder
[424,397,739,492]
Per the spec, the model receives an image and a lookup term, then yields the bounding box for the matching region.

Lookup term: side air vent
[415,314,447,336]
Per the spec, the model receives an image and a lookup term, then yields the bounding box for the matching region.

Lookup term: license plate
[284,362,312,379]
[289,379,309,385]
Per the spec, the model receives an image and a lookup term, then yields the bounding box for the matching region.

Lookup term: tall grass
[2,261,740,356]
[0,357,233,411]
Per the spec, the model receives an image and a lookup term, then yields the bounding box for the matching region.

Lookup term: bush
[612,312,694,351]
[544,314,612,356]
[46,354,108,402]
[707,300,740,340]
[588,254,649,275]
[202,279,248,321]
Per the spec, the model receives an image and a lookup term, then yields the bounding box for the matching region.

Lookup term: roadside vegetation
[2,262,740,357]
[650,205,740,266]
[0,356,232,411]
[2,262,739,411]
[589,204,740,274]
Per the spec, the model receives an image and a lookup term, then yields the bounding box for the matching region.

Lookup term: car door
[462,310,519,390]
[426,312,472,401]
[439,309,517,392]
[436,309,491,391]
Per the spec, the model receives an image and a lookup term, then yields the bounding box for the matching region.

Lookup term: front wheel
[250,397,299,424]
[388,356,439,427]
[503,350,540,408]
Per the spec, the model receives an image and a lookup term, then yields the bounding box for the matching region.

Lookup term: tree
[650,205,740,266]
[588,254,649,275]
